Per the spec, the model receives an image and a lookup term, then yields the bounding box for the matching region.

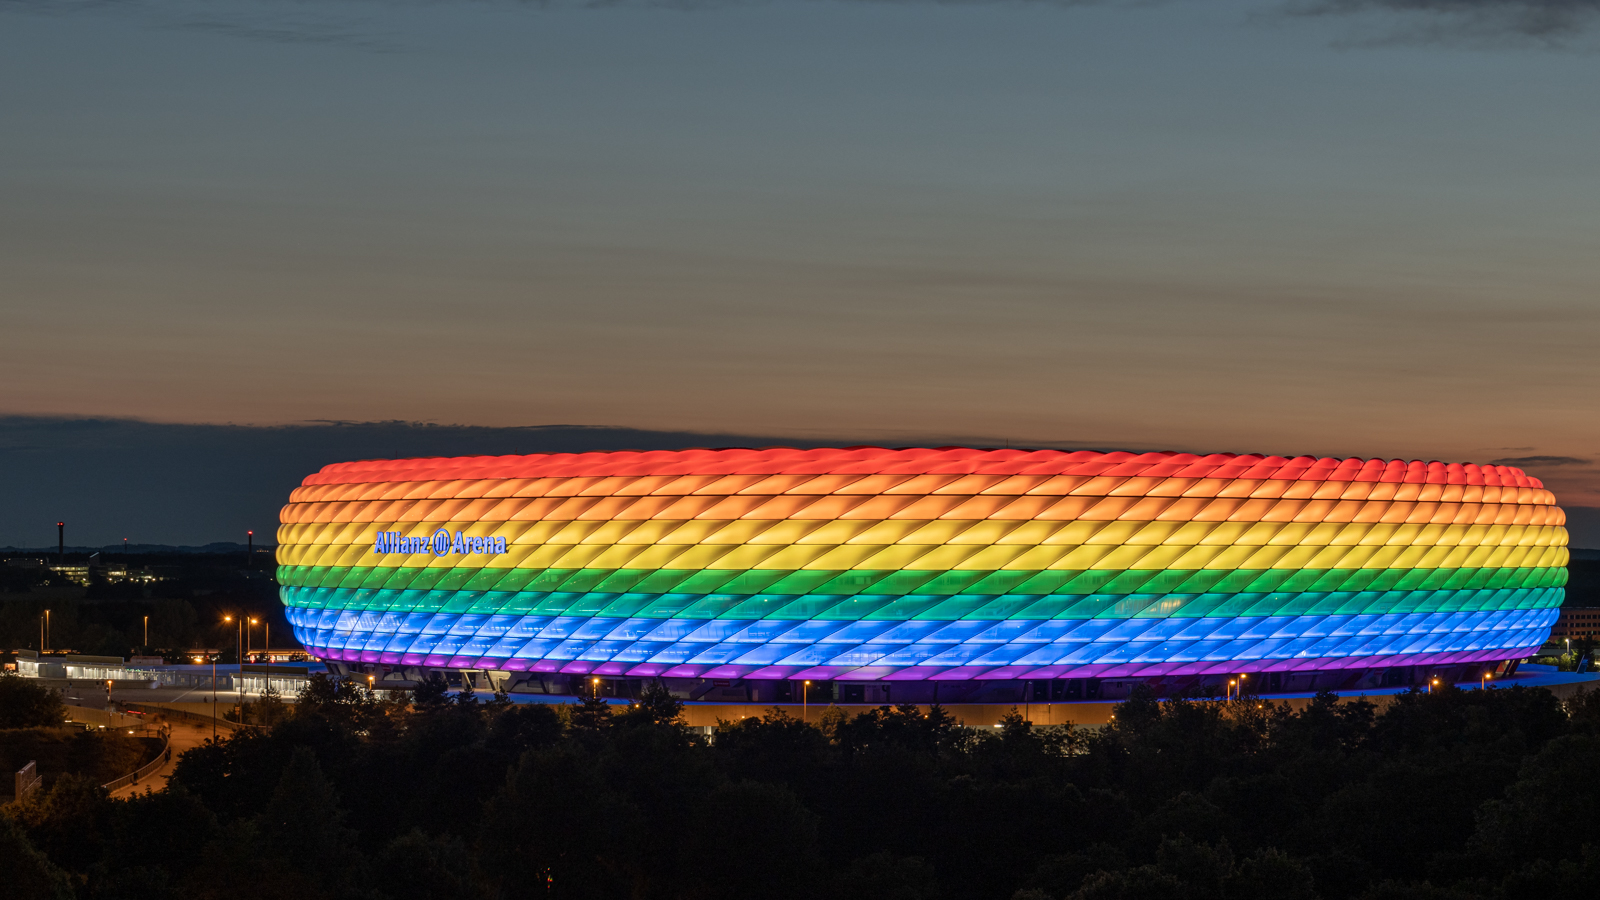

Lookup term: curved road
[109,717,229,799]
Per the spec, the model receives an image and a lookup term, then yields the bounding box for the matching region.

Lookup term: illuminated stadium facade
[278,448,1566,703]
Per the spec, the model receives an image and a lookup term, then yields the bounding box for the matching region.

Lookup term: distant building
[93,564,161,584]
[14,650,126,680]
[3,557,159,585]
[47,565,90,586]
[1549,607,1600,642]
[277,447,1565,702]
[12,649,323,695]
[49,563,162,586]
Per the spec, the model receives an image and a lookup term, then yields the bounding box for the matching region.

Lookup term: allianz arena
[277,448,1566,702]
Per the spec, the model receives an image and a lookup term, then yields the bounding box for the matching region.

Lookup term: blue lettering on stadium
[374,529,508,556]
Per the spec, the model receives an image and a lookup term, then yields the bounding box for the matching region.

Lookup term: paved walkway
[111,684,254,706]
[109,717,225,799]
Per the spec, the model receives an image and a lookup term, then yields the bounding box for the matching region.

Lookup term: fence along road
[102,733,171,796]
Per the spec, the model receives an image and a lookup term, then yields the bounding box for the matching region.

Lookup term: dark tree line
[7,673,1600,900]
[0,673,66,729]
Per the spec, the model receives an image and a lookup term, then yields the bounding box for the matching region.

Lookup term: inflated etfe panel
[277,448,1565,680]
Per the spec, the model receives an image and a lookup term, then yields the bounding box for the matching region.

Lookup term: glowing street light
[224,615,246,714]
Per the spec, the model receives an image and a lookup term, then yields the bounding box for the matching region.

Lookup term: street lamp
[1430,676,1440,694]
[225,615,243,715]
[592,677,601,701]
[1227,679,1237,702]
[803,680,811,723]
[143,615,149,650]
[1482,670,1492,691]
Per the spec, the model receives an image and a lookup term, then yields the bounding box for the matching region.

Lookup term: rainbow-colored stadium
[277,448,1565,701]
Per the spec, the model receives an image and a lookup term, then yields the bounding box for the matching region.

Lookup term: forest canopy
[6,676,1600,900]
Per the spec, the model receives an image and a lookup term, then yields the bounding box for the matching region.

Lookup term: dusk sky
[3,0,1599,543]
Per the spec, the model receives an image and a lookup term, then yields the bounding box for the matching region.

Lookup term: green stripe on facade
[279,582,1560,620]
[279,563,1566,596]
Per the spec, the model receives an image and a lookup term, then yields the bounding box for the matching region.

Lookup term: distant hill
[0,542,273,555]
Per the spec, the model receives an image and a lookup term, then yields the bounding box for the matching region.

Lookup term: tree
[569,695,613,733]
[478,747,644,900]
[250,684,288,727]
[1069,866,1184,900]
[1061,838,1317,900]
[1352,881,1479,900]
[614,679,684,728]
[1473,733,1600,865]
[483,702,564,758]
[714,708,830,783]
[0,816,72,900]
[0,674,65,729]
[98,783,220,881]
[373,828,487,900]
[831,851,942,900]
[413,672,450,708]
[1015,844,1129,899]
[1564,686,1600,734]
[11,773,112,873]
[1576,637,1596,672]
[1228,849,1317,900]
[681,780,822,900]
[819,704,848,742]
[253,746,366,891]
[836,703,959,757]
[17,654,1600,900]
